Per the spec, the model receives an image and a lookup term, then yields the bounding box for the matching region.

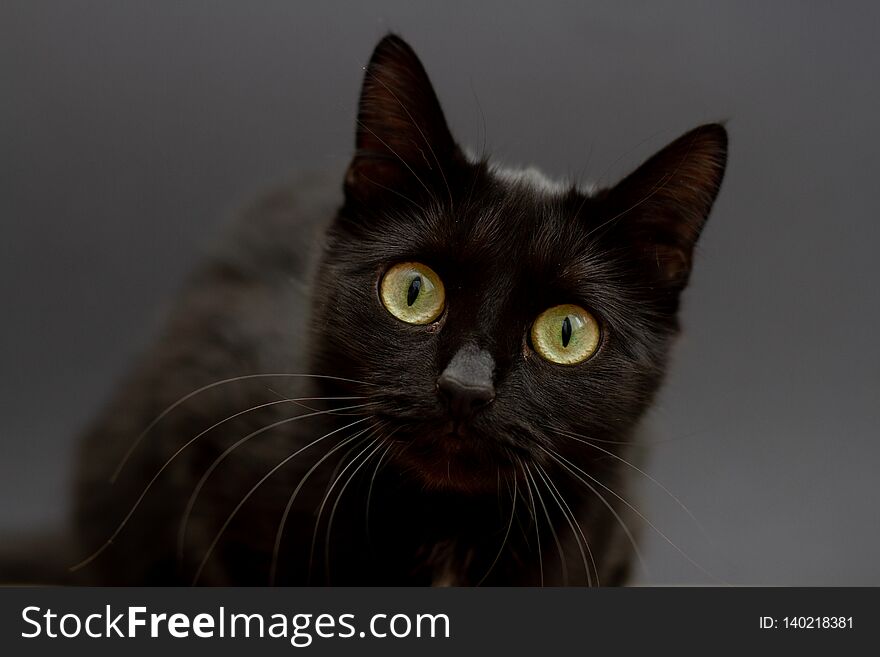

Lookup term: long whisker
[545,422,642,446]
[365,438,396,546]
[539,445,647,577]
[190,415,373,584]
[517,458,543,587]
[68,395,363,573]
[178,403,376,564]
[269,423,384,585]
[557,428,715,546]
[547,421,707,447]
[475,475,517,586]
[534,463,595,587]
[525,464,568,586]
[323,438,386,583]
[544,446,725,584]
[112,373,375,482]
[319,439,368,503]
[265,388,368,416]
[308,437,381,583]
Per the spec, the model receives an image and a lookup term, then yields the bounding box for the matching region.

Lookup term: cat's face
[310,35,727,493]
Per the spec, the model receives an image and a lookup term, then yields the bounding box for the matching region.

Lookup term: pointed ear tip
[693,122,729,152]
[371,33,415,60]
[377,32,407,45]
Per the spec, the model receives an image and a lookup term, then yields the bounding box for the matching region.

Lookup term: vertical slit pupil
[407,276,422,306]
[561,316,572,348]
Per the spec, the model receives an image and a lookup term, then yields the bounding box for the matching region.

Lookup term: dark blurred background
[2,1,878,585]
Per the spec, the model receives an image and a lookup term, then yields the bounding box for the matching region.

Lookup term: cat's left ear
[345,34,460,203]
[602,123,728,288]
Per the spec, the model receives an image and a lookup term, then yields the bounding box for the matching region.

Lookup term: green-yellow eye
[531,304,600,365]
[380,262,446,324]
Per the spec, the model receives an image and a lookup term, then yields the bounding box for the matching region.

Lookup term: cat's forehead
[445,163,603,273]
[358,161,609,285]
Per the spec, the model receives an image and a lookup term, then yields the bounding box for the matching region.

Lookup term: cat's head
[310,35,726,493]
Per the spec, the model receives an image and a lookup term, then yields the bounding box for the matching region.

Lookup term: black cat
[6,34,727,585]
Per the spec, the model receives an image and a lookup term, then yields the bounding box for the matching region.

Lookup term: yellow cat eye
[380,262,446,325]
[531,304,600,365]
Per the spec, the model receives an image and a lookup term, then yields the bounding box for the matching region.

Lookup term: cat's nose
[437,343,495,422]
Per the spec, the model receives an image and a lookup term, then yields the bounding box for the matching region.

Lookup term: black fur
[4,35,726,586]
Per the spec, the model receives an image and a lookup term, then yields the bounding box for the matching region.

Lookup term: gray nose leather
[437,343,495,421]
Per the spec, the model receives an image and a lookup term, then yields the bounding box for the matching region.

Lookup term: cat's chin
[393,430,516,494]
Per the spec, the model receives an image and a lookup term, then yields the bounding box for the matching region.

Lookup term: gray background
[1,1,877,585]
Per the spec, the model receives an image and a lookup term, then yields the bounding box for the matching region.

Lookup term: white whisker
[178,403,376,565]
[308,436,381,583]
[539,445,647,577]
[534,463,596,586]
[111,373,375,482]
[558,428,714,547]
[269,423,384,585]
[475,475,517,586]
[365,437,396,545]
[190,415,374,584]
[323,438,387,583]
[544,446,725,584]
[517,458,543,587]
[69,395,364,574]
[525,464,568,585]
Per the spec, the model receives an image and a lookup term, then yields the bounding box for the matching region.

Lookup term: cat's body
[69,170,637,586]
[4,35,727,586]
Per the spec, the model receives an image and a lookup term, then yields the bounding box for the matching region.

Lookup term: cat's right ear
[345,34,459,204]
